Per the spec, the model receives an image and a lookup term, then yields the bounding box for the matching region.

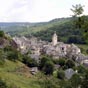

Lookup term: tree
[22,55,38,67]
[39,56,54,75]
[82,20,88,44]
[67,35,85,44]
[71,4,84,17]
[71,4,84,29]
[39,56,50,70]
[0,31,4,37]
[71,4,88,44]
[43,61,54,75]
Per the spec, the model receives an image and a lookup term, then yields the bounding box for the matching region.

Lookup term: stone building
[13,32,82,60]
[52,31,58,46]
[12,32,88,67]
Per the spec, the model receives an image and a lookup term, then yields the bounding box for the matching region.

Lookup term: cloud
[0,0,87,22]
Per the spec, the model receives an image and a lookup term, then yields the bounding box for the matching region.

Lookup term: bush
[0,79,8,88]
[65,59,75,69]
[81,70,88,88]
[4,46,13,52]
[39,56,56,75]
[86,49,88,54]
[7,51,19,62]
[57,70,65,80]
[22,55,38,67]
[4,46,22,62]
[75,65,86,74]
[39,56,50,70]
[53,58,66,70]
[0,59,5,65]
[52,59,60,64]
[58,58,66,67]
[43,61,54,75]
[70,74,81,88]
[37,75,60,88]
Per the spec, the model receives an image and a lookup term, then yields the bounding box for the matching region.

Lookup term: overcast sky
[0,0,88,22]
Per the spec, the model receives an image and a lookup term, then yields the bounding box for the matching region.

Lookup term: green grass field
[0,60,41,88]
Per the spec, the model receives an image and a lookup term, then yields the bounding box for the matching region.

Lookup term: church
[52,31,58,46]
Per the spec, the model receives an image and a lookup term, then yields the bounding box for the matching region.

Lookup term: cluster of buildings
[13,32,88,66]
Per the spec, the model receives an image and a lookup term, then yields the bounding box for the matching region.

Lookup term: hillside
[0,60,42,88]
[0,17,87,44]
[0,17,71,36]
[0,32,41,88]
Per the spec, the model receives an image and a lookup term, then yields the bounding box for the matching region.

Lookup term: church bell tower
[52,31,58,46]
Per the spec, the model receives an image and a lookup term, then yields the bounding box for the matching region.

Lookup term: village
[0,1,88,87]
[13,32,88,67]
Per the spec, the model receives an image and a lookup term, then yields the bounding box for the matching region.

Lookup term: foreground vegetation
[1,56,88,88]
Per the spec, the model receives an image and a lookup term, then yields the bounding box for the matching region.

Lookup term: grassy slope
[0,60,41,88]
[76,44,88,55]
[1,18,71,36]
[19,18,71,36]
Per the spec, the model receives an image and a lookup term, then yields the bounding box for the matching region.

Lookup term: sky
[0,0,88,22]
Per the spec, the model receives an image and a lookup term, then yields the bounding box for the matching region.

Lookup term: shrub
[57,70,65,80]
[75,65,86,74]
[86,49,88,54]
[7,51,19,62]
[52,59,60,64]
[4,46,13,52]
[58,58,66,67]
[65,59,75,69]
[22,55,38,67]
[37,75,60,88]
[0,79,8,88]
[0,31,4,37]
[70,74,81,88]
[43,61,54,75]
[39,56,50,70]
